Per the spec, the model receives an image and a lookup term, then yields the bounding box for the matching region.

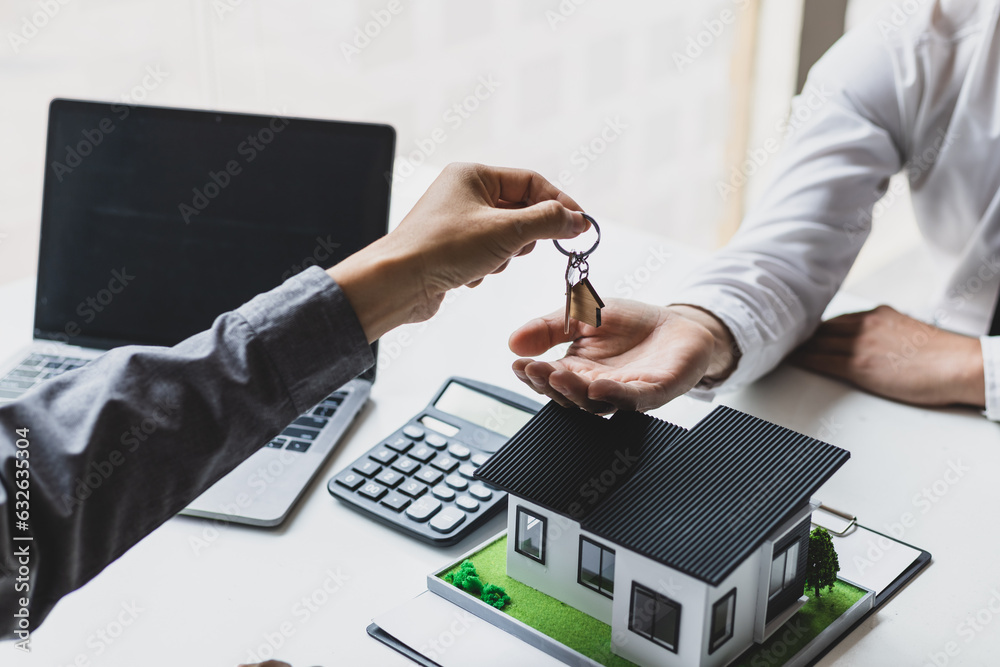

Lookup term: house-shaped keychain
[569,277,604,328]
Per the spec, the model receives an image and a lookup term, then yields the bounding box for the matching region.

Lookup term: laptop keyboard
[0,352,344,454]
[0,353,91,400]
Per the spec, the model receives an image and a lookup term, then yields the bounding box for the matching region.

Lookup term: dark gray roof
[473,403,686,521]
[477,402,850,586]
[582,405,850,585]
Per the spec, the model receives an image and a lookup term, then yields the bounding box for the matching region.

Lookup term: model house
[474,403,850,667]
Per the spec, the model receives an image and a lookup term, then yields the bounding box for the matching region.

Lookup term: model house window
[768,541,800,598]
[578,536,615,598]
[709,589,736,653]
[515,507,546,563]
[629,583,681,653]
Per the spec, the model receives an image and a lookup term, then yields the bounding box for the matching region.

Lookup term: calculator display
[434,382,534,438]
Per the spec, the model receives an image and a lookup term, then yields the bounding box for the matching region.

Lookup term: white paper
[373,591,566,667]
[822,525,923,596]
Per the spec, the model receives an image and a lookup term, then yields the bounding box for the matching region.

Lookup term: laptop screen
[35,100,393,376]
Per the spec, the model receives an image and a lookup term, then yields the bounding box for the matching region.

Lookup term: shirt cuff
[236,266,374,414]
[980,336,1000,421]
[669,286,763,395]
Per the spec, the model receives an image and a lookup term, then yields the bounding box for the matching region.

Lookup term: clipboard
[369,506,932,667]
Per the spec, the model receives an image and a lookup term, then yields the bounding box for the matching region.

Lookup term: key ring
[553,214,600,258]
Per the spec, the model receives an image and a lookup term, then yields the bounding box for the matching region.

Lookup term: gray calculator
[327,377,541,546]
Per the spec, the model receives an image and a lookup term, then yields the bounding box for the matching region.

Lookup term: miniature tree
[481,584,511,610]
[804,527,839,598]
[445,560,483,596]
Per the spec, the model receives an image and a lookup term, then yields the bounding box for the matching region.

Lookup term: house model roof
[475,403,850,586]
[473,402,686,522]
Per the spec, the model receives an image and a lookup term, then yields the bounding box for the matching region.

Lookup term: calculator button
[468,484,493,501]
[402,425,425,440]
[458,463,478,479]
[408,445,436,463]
[293,415,328,430]
[381,492,412,513]
[470,453,490,467]
[281,426,319,441]
[432,485,456,501]
[392,458,420,475]
[405,496,442,522]
[286,439,312,453]
[445,474,468,491]
[312,406,337,418]
[266,438,286,448]
[429,507,466,534]
[385,437,413,453]
[370,448,398,465]
[358,481,387,501]
[431,456,459,473]
[425,434,448,449]
[398,480,428,498]
[353,460,382,477]
[416,468,443,486]
[375,469,404,488]
[447,443,471,459]
[334,470,364,490]
[456,495,480,512]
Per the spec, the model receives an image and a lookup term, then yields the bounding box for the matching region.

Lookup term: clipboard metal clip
[813,503,857,536]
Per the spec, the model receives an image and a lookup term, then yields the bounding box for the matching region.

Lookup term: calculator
[327,377,542,545]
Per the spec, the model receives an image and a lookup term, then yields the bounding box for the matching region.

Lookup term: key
[555,214,603,333]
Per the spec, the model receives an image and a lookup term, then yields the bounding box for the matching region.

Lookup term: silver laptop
[0,99,395,526]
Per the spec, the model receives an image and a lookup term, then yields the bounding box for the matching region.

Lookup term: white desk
[2,217,997,667]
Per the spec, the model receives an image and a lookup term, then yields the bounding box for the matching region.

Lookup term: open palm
[509,299,720,413]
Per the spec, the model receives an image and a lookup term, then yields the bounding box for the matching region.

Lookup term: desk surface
[3,206,997,666]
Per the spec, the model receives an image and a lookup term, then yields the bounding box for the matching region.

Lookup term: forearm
[0,267,372,637]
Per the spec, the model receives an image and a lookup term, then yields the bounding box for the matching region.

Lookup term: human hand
[509,300,736,413]
[328,163,587,342]
[790,305,985,407]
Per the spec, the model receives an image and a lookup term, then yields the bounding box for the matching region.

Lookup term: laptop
[0,98,395,526]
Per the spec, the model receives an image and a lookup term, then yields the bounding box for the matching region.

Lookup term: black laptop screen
[35,99,394,356]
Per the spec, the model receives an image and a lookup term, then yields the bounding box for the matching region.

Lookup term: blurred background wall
[0,0,919,298]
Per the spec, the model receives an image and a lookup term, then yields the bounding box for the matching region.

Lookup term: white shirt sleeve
[672,22,905,394]
[980,336,1000,421]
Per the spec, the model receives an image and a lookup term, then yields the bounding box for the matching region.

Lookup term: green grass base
[438,534,638,667]
[731,579,868,667]
[439,535,866,667]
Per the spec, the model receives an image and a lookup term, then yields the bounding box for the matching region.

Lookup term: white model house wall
[608,547,763,667]
[505,497,614,625]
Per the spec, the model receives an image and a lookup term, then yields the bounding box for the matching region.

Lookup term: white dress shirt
[674,0,1000,419]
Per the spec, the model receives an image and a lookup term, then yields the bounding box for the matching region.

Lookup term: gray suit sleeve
[0,266,373,640]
